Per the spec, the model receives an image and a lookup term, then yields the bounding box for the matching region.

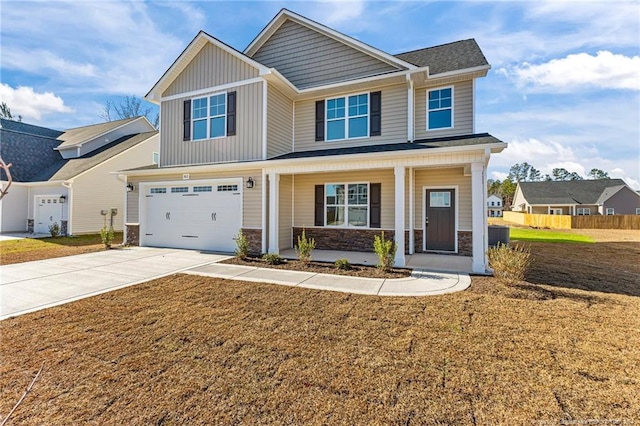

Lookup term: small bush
[373,231,397,272]
[48,222,60,237]
[100,226,115,249]
[487,243,531,286]
[262,253,284,265]
[295,228,316,264]
[234,229,249,259]
[334,258,352,271]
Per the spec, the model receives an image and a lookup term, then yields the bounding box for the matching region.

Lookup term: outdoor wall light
[126,183,135,192]
[246,177,255,189]
[59,195,67,203]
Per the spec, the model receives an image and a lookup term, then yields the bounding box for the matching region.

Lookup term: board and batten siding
[251,20,400,89]
[160,82,263,167]
[414,80,473,140]
[267,83,293,158]
[279,175,293,248]
[163,43,260,97]
[71,135,158,234]
[294,83,407,152]
[293,170,396,230]
[127,168,262,228]
[413,167,472,231]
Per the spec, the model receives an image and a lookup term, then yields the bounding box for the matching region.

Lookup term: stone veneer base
[125,224,140,246]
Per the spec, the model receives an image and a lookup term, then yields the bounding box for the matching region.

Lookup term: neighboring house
[487,194,503,217]
[512,179,640,216]
[0,117,158,235]
[121,9,506,272]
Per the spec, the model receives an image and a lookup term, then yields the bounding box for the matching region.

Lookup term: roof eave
[55,116,151,150]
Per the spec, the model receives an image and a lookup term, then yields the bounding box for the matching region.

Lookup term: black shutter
[227,91,236,136]
[183,100,191,141]
[315,100,325,141]
[314,185,324,226]
[370,183,381,228]
[370,91,381,137]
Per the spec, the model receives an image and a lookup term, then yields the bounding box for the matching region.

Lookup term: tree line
[488,162,610,208]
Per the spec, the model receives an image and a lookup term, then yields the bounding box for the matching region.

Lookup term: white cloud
[317,0,366,25]
[0,84,73,120]
[500,51,640,92]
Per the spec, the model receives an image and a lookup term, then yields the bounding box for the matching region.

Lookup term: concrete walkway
[1,247,471,321]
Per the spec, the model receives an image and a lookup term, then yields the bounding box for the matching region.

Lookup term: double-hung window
[576,208,590,216]
[192,93,226,140]
[326,94,369,140]
[427,87,453,130]
[325,183,368,227]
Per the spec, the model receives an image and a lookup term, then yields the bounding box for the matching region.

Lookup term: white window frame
[576,208,591,216]
[606,208,615,215]
[426,86,454,131]
[325,182,370,228]
[152,152,159,165]
[636,208,640,215]
[191,91,227,141]
[550,208,563,215]
[325,92,369,142]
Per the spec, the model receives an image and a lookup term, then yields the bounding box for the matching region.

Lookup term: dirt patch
[223,256,412,279]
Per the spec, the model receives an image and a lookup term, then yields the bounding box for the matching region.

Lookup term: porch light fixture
[246,177,255,189]
[59,195,66,203]
[126,183,135,192]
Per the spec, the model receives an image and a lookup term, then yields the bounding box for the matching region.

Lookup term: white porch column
[394,166,406,267]
[471,162,486,273]
[408,167,414,255]
[261,170,267,253]
[268,172,279,253]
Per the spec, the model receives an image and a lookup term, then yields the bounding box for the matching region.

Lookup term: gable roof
[30,131,158,181]
[0,118,64,139]
[55,116,151,149]
[395,39,489,75]
[518,179,630,205]
[245,9,416,71]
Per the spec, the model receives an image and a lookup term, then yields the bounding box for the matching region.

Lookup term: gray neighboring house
[512,179,640,216]
[0,117,158,235]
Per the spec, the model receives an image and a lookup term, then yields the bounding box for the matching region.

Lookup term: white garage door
[142,181,241,252]
[35,196,63,234]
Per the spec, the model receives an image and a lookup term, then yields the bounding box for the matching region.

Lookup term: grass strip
[510,228,595,243]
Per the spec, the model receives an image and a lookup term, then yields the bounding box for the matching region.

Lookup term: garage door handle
[166,212,170,220]
[211,213,216,221]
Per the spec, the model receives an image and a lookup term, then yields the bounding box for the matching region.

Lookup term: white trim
[268,172,279,253]
[262,79,268,160]
[407,77,414,142]
[472,78,476,134]
[422,185,459,253]
[261,169,267,253]
[426,85,454,131]
[429,64,491,79]
[54,116,153,150]
[161,77,263,102]
[292,99,296,152]
[394,166,406,267]
[470,162,485,273]
[408,167,414,255]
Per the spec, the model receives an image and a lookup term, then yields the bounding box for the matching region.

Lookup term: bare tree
[100,95,158,128]
[0,102,22,122]
[0,157,13,200]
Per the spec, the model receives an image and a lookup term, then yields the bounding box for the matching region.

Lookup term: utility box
[488,225,510,247]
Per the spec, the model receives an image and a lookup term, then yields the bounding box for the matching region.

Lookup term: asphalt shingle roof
[0,119,64,139]
[518,179,628,205]
[394,39,489,75]
[56,117,140,149]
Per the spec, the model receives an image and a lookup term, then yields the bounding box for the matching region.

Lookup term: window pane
[348,116,367,138]
[326,184,345,205]
[193,98,207,119]
[193,119,207,140]
[210,116,225,138]
[348,206,367,227]
[429,110,452,129]
[428,99,440,110]
[430,192,451,207]
[327,119,345,140]
[441,88,452,98]
[327,206,345,226]
[440,97,452,108]
[209,94,225,117]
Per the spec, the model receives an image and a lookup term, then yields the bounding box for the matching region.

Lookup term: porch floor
[279,249,473,274]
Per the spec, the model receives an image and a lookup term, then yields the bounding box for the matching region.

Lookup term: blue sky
[1,0,639,188]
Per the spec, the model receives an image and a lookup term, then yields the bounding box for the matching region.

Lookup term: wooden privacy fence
[503,211,640,230]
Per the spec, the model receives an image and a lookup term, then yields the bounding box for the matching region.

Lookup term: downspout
[262,79,268,160]
[406,75,414,142]
[62,181,73,235]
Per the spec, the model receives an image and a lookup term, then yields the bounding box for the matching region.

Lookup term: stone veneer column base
[457,231,472,256]
[125,224,140,246]
[241,228,262,256]
[27,219,34,233]
[60,220,68,236]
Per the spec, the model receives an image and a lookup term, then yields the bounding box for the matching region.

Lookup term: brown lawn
[1,234,639,424]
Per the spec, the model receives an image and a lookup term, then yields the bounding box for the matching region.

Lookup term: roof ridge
[63,116,138,132]
[395,38,476,56]
[0,127,61,141]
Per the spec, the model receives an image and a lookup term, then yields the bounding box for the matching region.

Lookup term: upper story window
[316,91,381,142]
[183,91,236,141]
[427,87,453,130]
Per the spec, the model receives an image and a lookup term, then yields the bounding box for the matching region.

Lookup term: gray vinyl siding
[603,187,640,215]
[415,80,473,139]
[163,43,260,97]
[251,20,400,89]
[160,82,263,167]
[294,83,407,152]
[279,175,293,248]
[414,167,471,231]
[267,83,293,158]
[126,189,139,224]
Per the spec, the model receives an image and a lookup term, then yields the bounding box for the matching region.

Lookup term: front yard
[1,235,639,424]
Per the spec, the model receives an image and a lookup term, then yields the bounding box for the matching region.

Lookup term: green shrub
[48,222,60,237]
[334,258,352,271]
[487,243,531,286]
[234,229,249,259]
[262,253,284,265]
[373,231,397,272]
[100,226,115,249]
[295,228,316,264]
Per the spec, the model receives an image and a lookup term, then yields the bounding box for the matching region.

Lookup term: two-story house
[121,9,506,273]
[487,194,503,217]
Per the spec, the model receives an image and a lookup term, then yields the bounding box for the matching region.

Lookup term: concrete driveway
[0,247,229,320]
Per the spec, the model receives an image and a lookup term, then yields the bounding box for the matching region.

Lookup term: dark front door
[425,189,455,251]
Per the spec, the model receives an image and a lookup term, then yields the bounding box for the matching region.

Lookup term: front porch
[280,249,474,274]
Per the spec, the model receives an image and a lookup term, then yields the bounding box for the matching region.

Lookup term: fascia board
[54,117,150,150]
